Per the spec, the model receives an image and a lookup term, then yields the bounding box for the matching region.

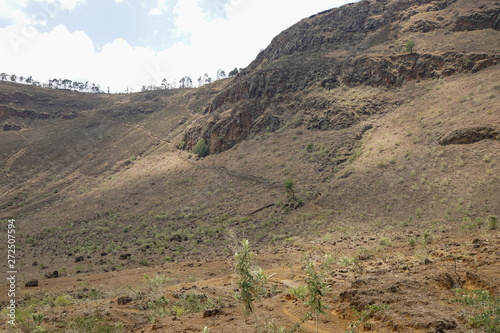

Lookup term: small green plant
[68,313,123,333]
[422,230,432,244]
[379,237,392,247]
[32,313,44,326]
[202,326,211,333]
[148,296,170,319]
[32,326,48,333]
[339,255,364,275]
[143,274,170,298]
[54,294,74,307]
[193,138,209,157]
[284,179,295,200]
[87,288,102,300]
[234,239,272,316]
[405,39,415,54]
[346,304,387,332]
[305,143,314,153]
[487,215,498,230]
[348,147,361,163]
[31,313,47,333]
[287,285,308,301]
[452,289,499,333]
[304,255,334,333]
[407,236,417,246]
[176,292,221,314]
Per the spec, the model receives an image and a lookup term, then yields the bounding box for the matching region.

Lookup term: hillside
[1,0,499,332]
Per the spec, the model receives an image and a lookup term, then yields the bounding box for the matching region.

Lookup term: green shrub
[453,289,499,333]
[304,255,334,333]
[148,296,170,319]
[193,139,209,157]
[234,239,272,315]
[487,215,498,230]
[346,304,387,333]
[407,236,417,246]
[405,40,415,53]
[54,295,74,307]
[422,230,432,244]
[69,315,123,333]
[379,238,392,247]
[284,179,295,200]
[287,285,308,301]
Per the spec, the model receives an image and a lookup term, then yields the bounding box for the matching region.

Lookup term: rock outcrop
[182,0,500,154]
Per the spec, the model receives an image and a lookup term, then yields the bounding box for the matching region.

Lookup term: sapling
[284,179,295,200]
[234,239,273,324]
[304,254,334,333]
[405,39,415,54]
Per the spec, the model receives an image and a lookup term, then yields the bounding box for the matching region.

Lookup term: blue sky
[0,0,358,92]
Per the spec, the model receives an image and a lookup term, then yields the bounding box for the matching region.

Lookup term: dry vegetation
[1,0,499,331]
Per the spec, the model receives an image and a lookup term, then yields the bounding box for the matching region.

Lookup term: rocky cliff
[182,0,499,154]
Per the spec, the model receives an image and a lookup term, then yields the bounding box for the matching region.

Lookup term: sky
[0,0,358,93]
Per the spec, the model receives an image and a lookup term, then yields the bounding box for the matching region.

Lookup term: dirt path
[2,147,26,173]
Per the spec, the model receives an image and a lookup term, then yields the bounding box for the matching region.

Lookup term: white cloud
[0,24,94,79]
[56,0,86,10]
[149,0,170,16]
[0,0,33,25]
[0,0,85,26]
[0,0,360,92]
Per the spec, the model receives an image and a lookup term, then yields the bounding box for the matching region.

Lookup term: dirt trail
[87,114,171,144]
[2,147,26,173]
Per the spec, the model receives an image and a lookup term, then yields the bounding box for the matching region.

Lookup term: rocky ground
[1,227,498,332]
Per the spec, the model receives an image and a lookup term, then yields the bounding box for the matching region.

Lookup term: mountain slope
[0,1,499,331]
[182,0,499,153]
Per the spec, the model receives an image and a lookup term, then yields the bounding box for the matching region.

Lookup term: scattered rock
[117,296,133,305]
[45,270,59,279]
[434,273,456,289]
[3,122,22,131]
[25,280,39,287]
[202,309,222,318]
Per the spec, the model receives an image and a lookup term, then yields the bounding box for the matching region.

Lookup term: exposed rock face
[0,105,77,120]
[182,0,500,154]
[439,127,500,145]
[3,122,22,131]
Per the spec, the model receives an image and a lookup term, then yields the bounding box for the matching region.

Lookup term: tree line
[0,72,104,93]
[140,67,241,92]
[0,67,241,94]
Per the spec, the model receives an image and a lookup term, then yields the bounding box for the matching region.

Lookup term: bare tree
[216,69,226,80]
[179,76,193,89]
[161,78,169,89]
